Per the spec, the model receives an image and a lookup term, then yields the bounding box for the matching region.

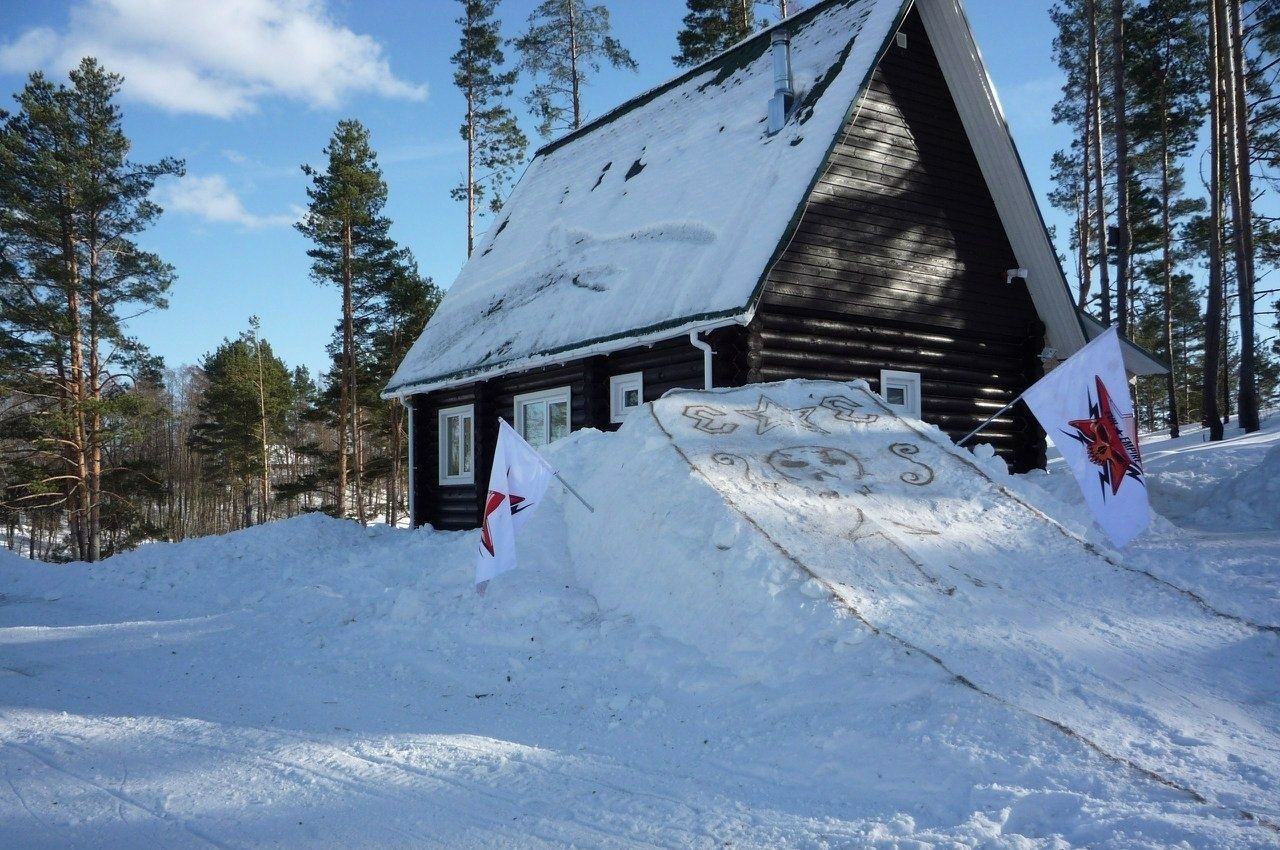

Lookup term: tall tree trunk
[465,75,476,257]
[568,0,581,129]
[1078,91,1094,309]
[1159,96,1180,438]
[337,221,351,517]
[1227,0,1259,433]
[1110,0,1132,336]
[1204,0,1226,441]
[1088,0,1113,325]
[63,216,90,561]
[353,397,366,525]
[88,271,101,561]
[255,332,270,525]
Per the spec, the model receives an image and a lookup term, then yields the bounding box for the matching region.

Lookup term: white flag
[1022,327,1150,548]
[475,419,553,585]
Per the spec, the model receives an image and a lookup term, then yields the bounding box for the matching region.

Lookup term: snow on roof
[384,0,910,397]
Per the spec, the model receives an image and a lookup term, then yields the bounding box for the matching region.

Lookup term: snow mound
[2,382,1278,848]
[1194,442,1280,531]
[562,381,1280,825]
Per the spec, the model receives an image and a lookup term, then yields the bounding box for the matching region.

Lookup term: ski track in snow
[1,382,1278,848]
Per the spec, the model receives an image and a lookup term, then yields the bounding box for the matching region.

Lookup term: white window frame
[879,370,922,419]
[437,404,475,485]
[514,386,572,447]
[609,372,644,424]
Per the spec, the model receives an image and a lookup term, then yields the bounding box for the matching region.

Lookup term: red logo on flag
[480,488,526,557]
[1064,376,1143,498]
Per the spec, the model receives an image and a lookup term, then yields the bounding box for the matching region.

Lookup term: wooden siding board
[413,333,742,526]
[756,8,1046,471]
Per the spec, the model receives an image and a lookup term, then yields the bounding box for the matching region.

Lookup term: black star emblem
[737,395,828,435]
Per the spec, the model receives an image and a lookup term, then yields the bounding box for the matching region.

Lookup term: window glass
[447,416,462,476]
[549,400,569,441]
[879,370,922,419]
[522,401,548,447]
[610,372,644,423]
[439,405,474,484]
[516,388,571,446]
[461,417,472,474]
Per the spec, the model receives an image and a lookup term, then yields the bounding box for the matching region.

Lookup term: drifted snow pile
[1194,442,1280,531]
[1,381,1278,849]
[562,381,1280,826]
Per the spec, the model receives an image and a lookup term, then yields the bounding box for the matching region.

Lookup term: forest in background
[1,0,1278,562]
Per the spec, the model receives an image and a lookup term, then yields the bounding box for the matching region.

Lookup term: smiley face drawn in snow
[766,446,867,495]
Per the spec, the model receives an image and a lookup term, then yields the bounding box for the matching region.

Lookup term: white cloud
[156,174,299,229]
[0,0,427,118]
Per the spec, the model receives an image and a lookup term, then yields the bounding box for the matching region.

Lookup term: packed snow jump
[565,380,1280,831]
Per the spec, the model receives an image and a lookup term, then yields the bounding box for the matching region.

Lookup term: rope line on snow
[647,403,1280,836]
[854,392,1280,637]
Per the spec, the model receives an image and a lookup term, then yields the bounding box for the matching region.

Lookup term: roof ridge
[534,0,859,159]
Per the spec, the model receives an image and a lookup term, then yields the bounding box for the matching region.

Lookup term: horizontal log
[775,241,1022,305]
[756,347,1032,393]
[756,328,1032,374]
[763,283,1032,341]
[756,310,1037,357]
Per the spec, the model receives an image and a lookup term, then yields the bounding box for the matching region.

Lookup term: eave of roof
[1077,310,1171,376]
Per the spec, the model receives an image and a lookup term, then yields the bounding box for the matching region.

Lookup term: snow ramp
[561,380,1280,827]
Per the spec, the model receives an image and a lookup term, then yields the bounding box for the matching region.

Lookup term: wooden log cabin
[383,0,1165,531]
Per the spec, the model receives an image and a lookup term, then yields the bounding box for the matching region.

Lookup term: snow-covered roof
[385,0,1110,398]
[385,0,911,397]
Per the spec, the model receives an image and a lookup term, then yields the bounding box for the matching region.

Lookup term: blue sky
[0,0,1069,379]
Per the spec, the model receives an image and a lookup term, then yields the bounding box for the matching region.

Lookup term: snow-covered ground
[1,383,1276,848]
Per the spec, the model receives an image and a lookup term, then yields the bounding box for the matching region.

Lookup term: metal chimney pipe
[768,28,794,134]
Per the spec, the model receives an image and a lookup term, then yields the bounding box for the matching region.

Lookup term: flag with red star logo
[1022,327,1150,547]
[476,419,553,585]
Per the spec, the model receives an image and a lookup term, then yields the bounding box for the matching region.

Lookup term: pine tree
[1127,0,1205,436]
[1050,0,1117,326]
[190,334,293,529]
[452,0,528,256]
[361,255,440,526]
[1110,0,1134,336]
[1049,0,1096,310]
[673,0,756,67]
[513,0,637,139]
[1204,0,1228,440]
[297,120,399,523]
[0,58,182,561]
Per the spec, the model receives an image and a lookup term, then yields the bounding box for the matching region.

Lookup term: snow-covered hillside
[1,382,1277,849]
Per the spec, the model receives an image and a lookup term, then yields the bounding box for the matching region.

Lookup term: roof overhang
[383,315,747,398]
[915,0,1089,360]
[1076,311,1170,376]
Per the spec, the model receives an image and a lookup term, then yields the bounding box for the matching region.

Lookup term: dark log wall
[754,8,1046,472]
[409,327,747,529]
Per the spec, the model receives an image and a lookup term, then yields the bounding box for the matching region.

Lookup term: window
[879,370,922,419]
[438,404,474,485]
[609,372,644,423]
[514,387,571,448]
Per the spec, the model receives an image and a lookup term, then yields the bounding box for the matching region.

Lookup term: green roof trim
[382,306,746,397]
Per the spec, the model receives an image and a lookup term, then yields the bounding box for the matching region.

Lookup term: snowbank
[1,382,1278,849]
[1194,442,1280,531]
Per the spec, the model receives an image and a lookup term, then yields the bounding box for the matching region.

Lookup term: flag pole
[955,393,1027,448]
[498,417,595,512]
[552,471,595,513]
